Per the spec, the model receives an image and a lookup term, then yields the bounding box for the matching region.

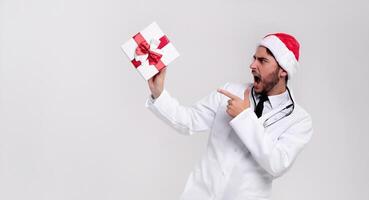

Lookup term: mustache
[252,70,261,78]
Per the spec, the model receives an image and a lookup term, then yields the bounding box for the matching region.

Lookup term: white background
[1,0,368,199]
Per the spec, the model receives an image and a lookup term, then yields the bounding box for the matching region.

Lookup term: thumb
[160,67,167,74]
[243,87,251,101]
[157,67,167,78]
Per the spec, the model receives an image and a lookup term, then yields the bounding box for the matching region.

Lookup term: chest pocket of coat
[211,103,233,140]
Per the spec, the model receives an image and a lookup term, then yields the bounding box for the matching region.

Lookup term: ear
[279,68,288,79]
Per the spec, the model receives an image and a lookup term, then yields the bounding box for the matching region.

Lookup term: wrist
[152,90,163,99]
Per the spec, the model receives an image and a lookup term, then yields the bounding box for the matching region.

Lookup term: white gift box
[121,22,180,80]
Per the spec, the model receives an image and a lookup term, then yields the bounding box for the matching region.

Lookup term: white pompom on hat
[259,33,300,80]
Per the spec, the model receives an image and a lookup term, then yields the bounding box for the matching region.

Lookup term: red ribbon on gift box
[131,33,169,71]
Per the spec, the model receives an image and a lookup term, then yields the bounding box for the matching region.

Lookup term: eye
[261,59,268,63]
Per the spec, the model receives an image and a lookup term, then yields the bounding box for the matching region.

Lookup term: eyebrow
[253,55,269,61]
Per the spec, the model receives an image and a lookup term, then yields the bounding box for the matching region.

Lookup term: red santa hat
[259,33,300,80]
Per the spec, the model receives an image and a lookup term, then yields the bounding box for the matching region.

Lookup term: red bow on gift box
[131,33,169,71]
[135,40,163,65]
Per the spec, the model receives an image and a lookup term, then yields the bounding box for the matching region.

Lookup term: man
[145,33,313,200]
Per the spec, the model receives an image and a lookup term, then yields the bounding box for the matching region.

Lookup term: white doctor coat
[145,82,313,200]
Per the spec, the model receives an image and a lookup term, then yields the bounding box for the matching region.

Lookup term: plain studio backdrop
[1,0,368,199]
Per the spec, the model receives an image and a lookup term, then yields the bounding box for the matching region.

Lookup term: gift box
[121,22,180,80]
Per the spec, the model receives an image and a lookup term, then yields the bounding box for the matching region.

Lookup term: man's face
[250,46,285,94]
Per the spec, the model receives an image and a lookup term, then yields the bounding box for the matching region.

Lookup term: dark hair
[265,48,288,84]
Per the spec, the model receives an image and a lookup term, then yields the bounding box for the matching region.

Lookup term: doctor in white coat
[145,33,313,200]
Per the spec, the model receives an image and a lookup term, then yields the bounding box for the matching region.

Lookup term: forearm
[229,108,312,178]
[146,89,216,135]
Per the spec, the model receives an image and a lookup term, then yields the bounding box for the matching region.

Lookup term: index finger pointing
[217,89,239,100]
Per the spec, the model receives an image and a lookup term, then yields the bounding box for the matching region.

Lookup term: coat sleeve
[145,83,228,135]
[229,108,313,178]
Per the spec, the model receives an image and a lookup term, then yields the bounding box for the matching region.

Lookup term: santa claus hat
[259,33,300,80]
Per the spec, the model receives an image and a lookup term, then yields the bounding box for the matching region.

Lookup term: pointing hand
[217,87,251,118]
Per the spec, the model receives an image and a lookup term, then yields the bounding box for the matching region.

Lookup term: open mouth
[253,75,261,83]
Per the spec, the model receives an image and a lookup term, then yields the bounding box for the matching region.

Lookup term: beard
[253,67,280,95]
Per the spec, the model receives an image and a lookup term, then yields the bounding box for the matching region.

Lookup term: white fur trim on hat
[259,35,299,80]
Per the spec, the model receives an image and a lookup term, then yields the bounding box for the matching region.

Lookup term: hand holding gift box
[121,22,179,80]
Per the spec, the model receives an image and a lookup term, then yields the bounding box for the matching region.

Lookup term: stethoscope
[251,86,295,128]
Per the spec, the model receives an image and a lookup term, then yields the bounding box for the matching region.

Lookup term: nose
[249,59,257,70]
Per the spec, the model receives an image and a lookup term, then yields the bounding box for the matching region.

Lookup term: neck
[266,80,287,96]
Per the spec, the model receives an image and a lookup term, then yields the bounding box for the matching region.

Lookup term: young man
[145,33,313,200]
